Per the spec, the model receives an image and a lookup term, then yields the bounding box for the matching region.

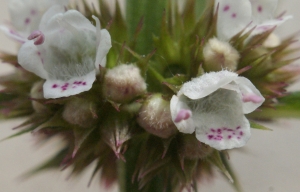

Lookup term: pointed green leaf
[207,150,233,183]
[126,0,167,54]
[250,121,272,131]
[220,152,243,192]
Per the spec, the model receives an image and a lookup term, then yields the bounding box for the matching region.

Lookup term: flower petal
[215,0,252,40]
[235,77,265,114]
[0,25,26,43]
[249,15,293,36]
[43,70,96,99]
[249,0,278,23]
[196,116,251,150]
[170,95,195,134]
[39,5,65,31]
[18,40,48,79]
[180,70,238,100]
[192,89,251,150]
[95,29,112,68]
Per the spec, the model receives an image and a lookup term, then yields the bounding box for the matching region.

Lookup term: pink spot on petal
[237,137,241,140]
[231,13,237,18]
[208,135,213,140]
[31,9,37,15]
[228,135,232,139]
[82,82,86,85]
[223,5,230,12]
[257,6,263,13]
[242,94,263,103]
[25,18,30,24]
[211,128,215,132]
[174,109,192,123]
[240,131,244,136]
[52,84,58,88]
[236,126,241,130]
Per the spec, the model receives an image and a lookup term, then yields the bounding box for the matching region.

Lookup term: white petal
[95,29,112,68]
[249,15,293,36]
[192,89,251,150]
[170,95,195,134]
[235,77,265,114]
[180,70,238,100]
[43,70,96,99]
[249,0,278,23]
[196,116,251,150]
[17,40,48,79]
[0,25,26,43]
[39,5,65,31]
[215,0,252,40]
[61,10,96,32]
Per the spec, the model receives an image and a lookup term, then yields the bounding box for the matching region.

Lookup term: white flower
[215,0,292,41]
[1,0,69,43]
[17,6,112,99]
[170,70,265,150]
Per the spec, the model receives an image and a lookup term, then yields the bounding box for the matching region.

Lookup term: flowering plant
[0,0,299,191]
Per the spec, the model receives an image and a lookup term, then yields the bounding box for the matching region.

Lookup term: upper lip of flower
[17,6,112,99]
[170,70,265,150]
[215,0,292,41]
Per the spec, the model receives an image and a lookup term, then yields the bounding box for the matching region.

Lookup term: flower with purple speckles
[17,6,112,98]
[215,0,292,41]
[0,0,69,43]
[170,70,265,150]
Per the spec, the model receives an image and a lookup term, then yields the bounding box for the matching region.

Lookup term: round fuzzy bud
[203,37,240,72]
[263,33,281,48]
[103,64,147,103]
[178,134,214,160]
[137,94,177,138]
[30,80,49,113]
[62,97,97,128]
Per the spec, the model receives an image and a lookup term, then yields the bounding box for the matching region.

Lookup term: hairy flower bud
[203,37,240,71]
[30,80,49,113]
[137,94,177,138]
[62,97,97,128]
[103,64,147,103]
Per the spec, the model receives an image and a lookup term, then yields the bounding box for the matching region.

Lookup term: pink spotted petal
[196,116,251,150]
[43,70,96,99]
[215,0,252,40]
[249,0,278,23]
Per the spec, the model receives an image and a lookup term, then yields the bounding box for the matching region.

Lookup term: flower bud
[263,33,281,48]
[103,64,147,103]
[137,94,177,138]
[62,97,97,128]
[30,80,49,113]
[203,37,240,71]
[178,134,213,160]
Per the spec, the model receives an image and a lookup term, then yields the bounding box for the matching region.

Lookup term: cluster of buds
[0,0,299,191]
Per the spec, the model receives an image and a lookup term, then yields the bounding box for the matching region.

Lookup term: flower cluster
[0,0,298,191]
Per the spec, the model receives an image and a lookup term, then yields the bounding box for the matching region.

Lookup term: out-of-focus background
[0,0,300,192]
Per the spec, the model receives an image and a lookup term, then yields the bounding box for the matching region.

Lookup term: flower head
[170,70,265,150]
[215,0,292,41]
[17,6,112,98]
[1,0,69,43]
